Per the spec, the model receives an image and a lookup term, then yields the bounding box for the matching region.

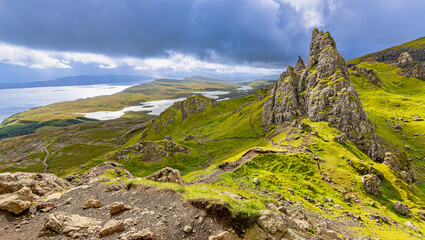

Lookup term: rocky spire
[262,29,384,162]
[295,56,305,72]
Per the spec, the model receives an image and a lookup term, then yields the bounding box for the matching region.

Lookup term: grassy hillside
[0,76,272,139]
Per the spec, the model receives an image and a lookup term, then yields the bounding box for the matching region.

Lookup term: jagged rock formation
[151,94,219,132]
[262,29,384,161]
[349,65,383,86]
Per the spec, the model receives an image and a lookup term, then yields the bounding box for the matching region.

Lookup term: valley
[0,29,424,240]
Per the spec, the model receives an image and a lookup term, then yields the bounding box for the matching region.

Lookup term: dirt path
[43,137,56,173]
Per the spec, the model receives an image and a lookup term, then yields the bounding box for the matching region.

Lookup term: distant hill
[348,36,425,80]
[0,75,153,89]
[349,36,425,64]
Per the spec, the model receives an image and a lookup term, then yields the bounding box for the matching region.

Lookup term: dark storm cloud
[0,0,305,67]
[0,0,423,69]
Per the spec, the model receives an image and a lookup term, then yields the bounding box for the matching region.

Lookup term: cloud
[278,0,338,29]
[0,42,71,69]
[0,0,423,76]
[0,42,282,75]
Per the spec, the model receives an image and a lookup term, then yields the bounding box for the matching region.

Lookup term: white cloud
[0,42,71,69]
[0,42,282,75]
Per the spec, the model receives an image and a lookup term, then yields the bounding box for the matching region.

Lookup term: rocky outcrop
[384,152,417,183]
[397,52,413,67]
[393,202,410,216]
[114,139,190,163]
[99,219,126,237]
[39,211,102,238]
[361,174,382,198]
[78,162,133,184]
[151,94,219,132]
[257,210,288,239]
[146,167,184,185]
[0,187,33,214]
[262,29,384,161]
[349,65,383,86]
[0,172,72,196]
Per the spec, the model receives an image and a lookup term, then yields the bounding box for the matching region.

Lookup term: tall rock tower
[262,29,384,162]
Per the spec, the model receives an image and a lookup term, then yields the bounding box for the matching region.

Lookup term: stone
[397,52,413,67]
[333,204,342,209]
[257,210,288,237]
[45,192,63,201]
[405,221,420,232]
[294,219,311,232]
[0,187,33,214]
[40,212,102,237]
[320,229,341,239]
[253,178,259,185]
[208,231,239,240]
[146,167,184,185]
[334,133,347,144]
[277,206,288,214]
[393,202,410,216]
[104,182,123,192]
[83,199,102,209]
[183,225,193,233]
[261,29,384,162]
[129,228,157,240]
[36,202,57,212]
[109,201,132,215]
[99,219,125,237]
[361,174,382,197]
[0,172,72,196]
[413,115,424,121]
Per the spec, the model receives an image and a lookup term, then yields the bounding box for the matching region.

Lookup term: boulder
[393,202,410,216]
[209,231,239,240]
[40,212,102,237]
[361,174,382,197]
[104,182,124,192]
[257,210,288,237]
[99,219,125,237]
[109,201,132,215]
[334,133,347,144]
[405,221,420,233]
[83,199,102,209]
[36,202,57,212]
[183,225,193,233]
[397,52,413,67]
[0,187,33,214]
[146,167,184,185]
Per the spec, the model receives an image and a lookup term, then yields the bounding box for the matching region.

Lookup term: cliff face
[262,29,384,162]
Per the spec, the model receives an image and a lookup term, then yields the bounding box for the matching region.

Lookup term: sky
[0,0,424,83]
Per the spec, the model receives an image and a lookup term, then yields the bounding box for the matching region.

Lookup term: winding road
[43,137,56,173]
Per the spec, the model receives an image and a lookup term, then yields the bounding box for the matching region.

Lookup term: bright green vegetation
[0,76,271,139]
[349,62,425,183]
[1,57,425,238]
